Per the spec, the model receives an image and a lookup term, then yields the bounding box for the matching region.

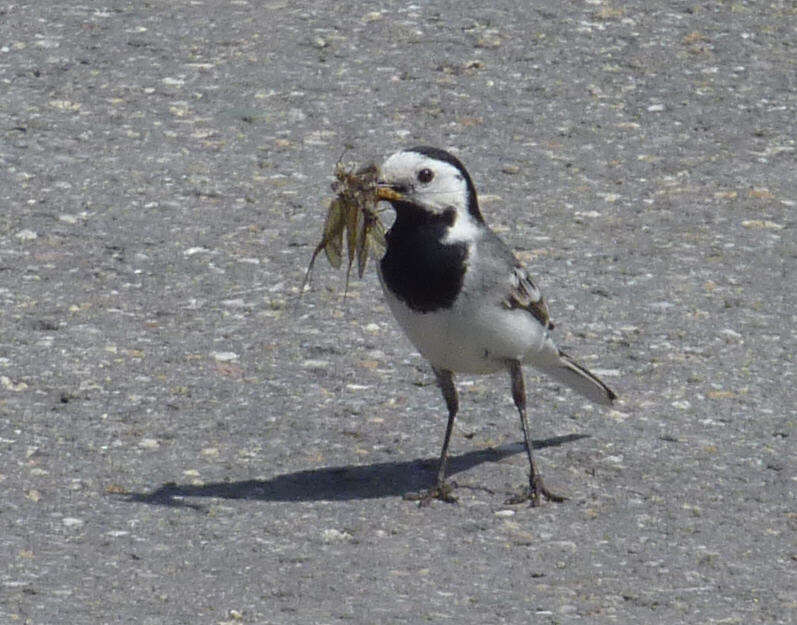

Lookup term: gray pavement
[1,1,795,623]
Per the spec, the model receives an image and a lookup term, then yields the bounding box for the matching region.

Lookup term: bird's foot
[403,481,458,507]
[504,475,566,507]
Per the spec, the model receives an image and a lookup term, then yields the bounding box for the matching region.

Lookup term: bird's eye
[417,168,434,184]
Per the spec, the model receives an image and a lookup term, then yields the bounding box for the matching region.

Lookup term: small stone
[607,409,630,422]
[35,38,60,49]
[138,438,160,450]
[62,517,84,528]
[591,368,621,377]
[222,298,246,308]
[302,359,329,369]
[49,100,80,111]
[322,528,353,543]
[15,229,38,241]
[211,351,238,362]
[1,376,28,392]
[476,29,504,48]
[183,246,210,256]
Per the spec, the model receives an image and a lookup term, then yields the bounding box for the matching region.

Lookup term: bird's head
[376,146,484,225]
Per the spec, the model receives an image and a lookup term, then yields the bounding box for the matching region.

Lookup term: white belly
[380,280,559,374]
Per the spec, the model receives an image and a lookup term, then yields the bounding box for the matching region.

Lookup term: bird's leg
[404,367,459,506]
[505,360,566,506]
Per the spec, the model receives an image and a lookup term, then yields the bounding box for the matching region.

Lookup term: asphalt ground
[1,1,794,624]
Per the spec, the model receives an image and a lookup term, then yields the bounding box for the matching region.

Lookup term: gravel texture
[1,1,795,624]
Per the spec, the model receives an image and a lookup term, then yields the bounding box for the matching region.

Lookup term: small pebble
[62,517,84,528]
[106,530,130,538]
[302,359,329,369]
[322,528,353,543]
[183,246,210,256]
[15,229,38,241]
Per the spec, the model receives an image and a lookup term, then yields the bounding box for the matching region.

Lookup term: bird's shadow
[125,434,588,510]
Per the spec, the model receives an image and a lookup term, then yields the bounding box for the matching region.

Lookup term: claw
[505,475,566,506]
[403,481,458,506]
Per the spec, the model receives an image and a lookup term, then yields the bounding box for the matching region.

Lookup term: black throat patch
[380,204,468,313]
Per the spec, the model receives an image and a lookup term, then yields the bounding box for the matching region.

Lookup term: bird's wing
[502,265,554,330]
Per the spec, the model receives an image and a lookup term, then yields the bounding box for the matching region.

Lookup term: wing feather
[502,265,555,330]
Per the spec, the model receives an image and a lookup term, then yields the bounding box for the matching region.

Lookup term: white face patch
[379,150,471,215]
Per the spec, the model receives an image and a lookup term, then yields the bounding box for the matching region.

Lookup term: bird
[374,145,617,506]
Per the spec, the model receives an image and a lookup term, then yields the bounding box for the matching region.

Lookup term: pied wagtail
[375,146,617,505]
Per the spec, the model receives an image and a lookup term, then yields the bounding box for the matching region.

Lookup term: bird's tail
[536,350,617,406]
